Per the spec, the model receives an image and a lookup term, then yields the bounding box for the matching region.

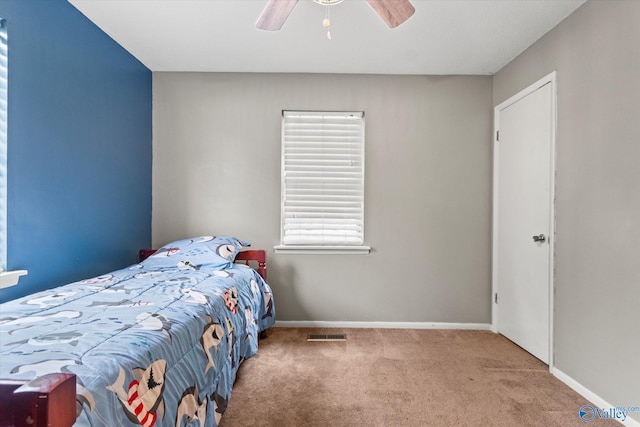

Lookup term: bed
[0,236,275,427]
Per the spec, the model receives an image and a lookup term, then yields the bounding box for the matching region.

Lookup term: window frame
[274,110,370,255]
[0,17,7,270]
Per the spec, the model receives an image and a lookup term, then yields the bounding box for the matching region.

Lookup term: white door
[493,74,555,364]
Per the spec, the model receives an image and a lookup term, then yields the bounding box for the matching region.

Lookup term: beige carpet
[219,328,616,427]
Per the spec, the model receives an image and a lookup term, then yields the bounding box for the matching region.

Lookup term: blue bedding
[0,238,275,427]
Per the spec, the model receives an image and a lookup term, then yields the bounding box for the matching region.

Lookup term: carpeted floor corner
[219,327,618,427]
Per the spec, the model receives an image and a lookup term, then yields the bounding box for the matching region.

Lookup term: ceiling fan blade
[366,0,415,28]
[256,0,299,31]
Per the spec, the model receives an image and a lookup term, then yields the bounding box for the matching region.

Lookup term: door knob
[532,234,546,243]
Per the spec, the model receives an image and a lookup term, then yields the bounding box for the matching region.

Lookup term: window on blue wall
[0,18,7,270]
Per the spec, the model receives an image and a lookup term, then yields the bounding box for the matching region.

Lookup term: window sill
[273,245,371,255]
[0,270,28,289]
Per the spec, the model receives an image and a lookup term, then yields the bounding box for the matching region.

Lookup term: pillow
[140,236,250,270]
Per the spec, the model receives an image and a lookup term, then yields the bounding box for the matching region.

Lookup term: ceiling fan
[256,0,415,32]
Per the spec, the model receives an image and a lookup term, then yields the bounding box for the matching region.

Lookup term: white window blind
[0,18,7,270]
[280,111,365,248]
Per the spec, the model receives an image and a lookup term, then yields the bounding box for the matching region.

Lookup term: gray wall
[494,0,640,417]
[153,73,493,324]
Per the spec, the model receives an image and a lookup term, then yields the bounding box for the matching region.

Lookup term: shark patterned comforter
[0,236,275,427]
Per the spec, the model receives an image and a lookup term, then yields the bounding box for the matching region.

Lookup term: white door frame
[491,71,557,369]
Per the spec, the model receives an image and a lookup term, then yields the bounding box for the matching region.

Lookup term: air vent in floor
[307,334,347,342]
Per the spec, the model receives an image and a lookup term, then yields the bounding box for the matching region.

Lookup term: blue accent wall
[0,0,152,302]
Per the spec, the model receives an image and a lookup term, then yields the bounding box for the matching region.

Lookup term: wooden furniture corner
[0,373,76,427]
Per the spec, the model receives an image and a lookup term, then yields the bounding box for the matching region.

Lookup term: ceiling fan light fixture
[314,0,341,41]
[256,0,415,32]
[312,0,344,5]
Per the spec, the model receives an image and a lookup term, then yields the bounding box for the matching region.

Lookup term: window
[275,111,369,254]
[0,17,7,270]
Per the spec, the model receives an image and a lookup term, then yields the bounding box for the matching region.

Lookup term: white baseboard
[274,320,492,330]
[552,367,640,426]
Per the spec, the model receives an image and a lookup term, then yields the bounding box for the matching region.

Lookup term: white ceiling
[69,0,587,75]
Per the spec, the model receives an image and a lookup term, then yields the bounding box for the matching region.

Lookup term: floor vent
[307,334,347,342]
